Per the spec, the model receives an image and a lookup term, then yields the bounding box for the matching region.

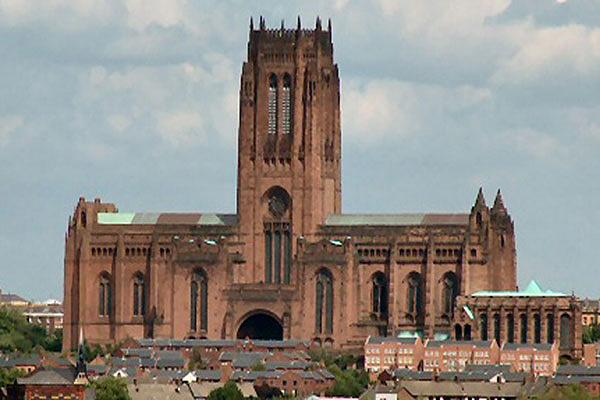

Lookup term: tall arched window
[441,272,459,315]
[507,314,515,343]
[534,314,541,343]
[282,74,292,135]
[520,314,528,343]
[268,74,278,135]
[372,272,388,316]
[264,187,292,284]
[547,314,555,344]
[316,269,334,334]
[493,313,501,344]
[190,270,208,332]
[480,313,488,341]
[99,274,111,318]
[560,313,572,350]
[464,324,472,340]
[133,273,145,317]
[407,272,423,320]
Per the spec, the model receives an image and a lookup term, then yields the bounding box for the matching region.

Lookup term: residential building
[499,342,558,377]
[422,340,499,372]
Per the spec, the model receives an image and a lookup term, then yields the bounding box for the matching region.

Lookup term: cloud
[156,110,204,146]
[0,115,23,146]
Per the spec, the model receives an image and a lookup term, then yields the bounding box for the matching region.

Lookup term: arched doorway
[237,312,283,340]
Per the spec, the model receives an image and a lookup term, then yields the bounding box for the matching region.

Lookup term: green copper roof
[97,213,238,226]
[325,213,469,226]
[471,280,567,298]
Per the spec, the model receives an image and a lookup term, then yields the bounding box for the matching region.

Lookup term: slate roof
[17,367,77,385]
[231,370,282,381]
[219,351,268,364]
[265,360,311,370]
[393,369,434,381]
[426,340,493,348]
[127,383,193,400]
[399,381,524,397]
[325,213,469,227]
[194,369,222,381]
[366,336,418,345]
[556,365,600,376]
[123,348,152,358]
[502,343,553,351]
[156,358,185,369]
[98,213,238,226]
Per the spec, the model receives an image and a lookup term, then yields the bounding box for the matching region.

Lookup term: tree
[0,306,62,353]
[207,381,244,400]
[0,368,25,388]
[188,348,207,370]
[583,324,600,344]
[325,364,369,397]
[536,384,599,400]
[93,377,131,400]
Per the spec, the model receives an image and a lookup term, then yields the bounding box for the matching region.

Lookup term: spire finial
[297,15,301,30]
[250,16,254,31]
[316,16,322,30]
[474,187,486,208]
[492,189,507,215]
[281,19,284,30]
[328,18,332,33]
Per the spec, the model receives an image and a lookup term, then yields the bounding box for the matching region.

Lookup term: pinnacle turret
[473,187,486,209]
[492,189,507,216]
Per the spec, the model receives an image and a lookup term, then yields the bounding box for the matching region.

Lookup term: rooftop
[325,213,469,227]
[471,280,568,298]
[97,212,238,226]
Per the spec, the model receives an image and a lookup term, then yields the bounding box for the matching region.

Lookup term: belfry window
[372,272,388,316]
[520,314,528,343]
[99,274,111,317]
[547,314,555,344]
[507,314,515,343]
[133,273,145,317]
[190,270,208,332]
[316,269,334,334]
[282,73,292,135]
[493,313,501,344]
[268,74,278,135]
[480,313,488,341]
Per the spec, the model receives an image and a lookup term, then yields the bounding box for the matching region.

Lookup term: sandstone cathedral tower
[63,18,517,351]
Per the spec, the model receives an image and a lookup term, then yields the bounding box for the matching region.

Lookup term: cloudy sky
[1,0,599,301]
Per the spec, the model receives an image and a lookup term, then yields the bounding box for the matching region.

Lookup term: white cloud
[125,0,186,31]
[504,128,565,160]
[107,114,132,132]
[0,115,24,146]
[156,110,204,146]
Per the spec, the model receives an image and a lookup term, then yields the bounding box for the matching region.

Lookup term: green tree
[188,348,207,370]
[325,364,369,397]
[583,324,600,344]
[93,377,131,400]
[207,381,244,400]
[536,384,600,400]
[251,362,266,371]
[0,368,26,387]
[0,306,60,353]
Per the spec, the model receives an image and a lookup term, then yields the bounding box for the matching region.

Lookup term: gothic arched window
[493,313,501,344]
[133,273,145,317]
[507,314,515,343]
[480,313,488,341]
[264,187,292,284]
[560,313,572,350]
[407,272,423,320]
[268,74,278,135]
[282,73,292,135]
[534,314,541,343]
[372,272,388,316]
[441,272,459,315]
[520,314,528,343]
[190,269,208,332]
[547,314,555,344]
[99,274,111,317]
[316,269,334,334]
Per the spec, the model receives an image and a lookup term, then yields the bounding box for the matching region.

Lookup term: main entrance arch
[236,312,283,340]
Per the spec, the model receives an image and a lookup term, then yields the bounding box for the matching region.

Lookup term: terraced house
[63,18,517,351]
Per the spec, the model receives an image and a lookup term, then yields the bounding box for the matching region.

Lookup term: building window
[480,313,488,341]
[282,73,292,135]
[534,314,541,343]
[268,74,278,135]
[264,187,292,284]
[441,272,459,315]
[520,314,528,343]
[493,313,501,344]
[133,273,145,317]
[464,324,472,340]
[547,314,555,344]
[507,314,515,343]
[190,269,208,332]
[407,272,424,321]
[560,313,572,350]
[372,272,388,316]
[99,274,111,317]
[316,269,334,334]
[455,324,463,340]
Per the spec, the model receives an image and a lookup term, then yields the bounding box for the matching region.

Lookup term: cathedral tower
[236,17,341,284]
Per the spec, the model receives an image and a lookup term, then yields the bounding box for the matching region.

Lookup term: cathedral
[63,18,517,352]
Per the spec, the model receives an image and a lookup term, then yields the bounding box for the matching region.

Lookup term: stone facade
[63,18,517,352]
[452,286,582,359]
